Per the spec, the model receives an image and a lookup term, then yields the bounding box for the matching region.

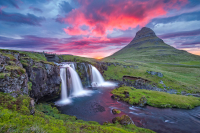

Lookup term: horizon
[0,0,200,59]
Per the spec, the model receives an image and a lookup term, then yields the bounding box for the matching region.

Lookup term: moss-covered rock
[112,115,134,125]
[112,109,121,114]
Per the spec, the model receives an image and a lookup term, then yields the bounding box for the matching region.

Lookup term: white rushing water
[68,66,91,97]
[55,65,71,105]
[91,65,116,87]
[56,63,92,105]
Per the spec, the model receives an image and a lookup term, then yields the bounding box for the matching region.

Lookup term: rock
[160,80,164,84]
[157,72,164,77]
[112,115,134,125]
[29,98,35,115]
[112,109,121,114]
[147,70,163,77]
[138,96,147,107]
[123,65,127,68]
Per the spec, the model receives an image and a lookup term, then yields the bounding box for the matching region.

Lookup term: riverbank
[111,86,200,109]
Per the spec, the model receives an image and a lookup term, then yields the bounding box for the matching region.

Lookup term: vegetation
[5,65,26,74]
[59,54,97,63]
[0,73,10,79]
[0,92,154,133]
[111,86,200,109]
[103,60,200,93]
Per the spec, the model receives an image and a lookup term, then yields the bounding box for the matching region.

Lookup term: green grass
[19,51,47,62]
[27,82,32,91]
[103,60,200,93]
[5,65,26,74]
[0,73,11,79]
[0,92,154,133]
[1,53,16,60]
[111,86,200,109]
[59,55,97,63]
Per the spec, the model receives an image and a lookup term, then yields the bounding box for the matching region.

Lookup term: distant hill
[104,27,200,62]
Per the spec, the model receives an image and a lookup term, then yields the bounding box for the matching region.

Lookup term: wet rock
[112,109,121,114]
[29,98,35,115]
[112,115,134,125]
[138,96,147,107]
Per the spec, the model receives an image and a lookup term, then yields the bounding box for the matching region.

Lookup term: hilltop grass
[59,54,97,63]
[0,92,154,133]
[111,86,200,109]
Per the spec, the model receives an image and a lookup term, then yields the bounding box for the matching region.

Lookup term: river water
[55,86,200,133]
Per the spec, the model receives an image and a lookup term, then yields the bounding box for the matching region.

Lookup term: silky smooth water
[56,86,200,133]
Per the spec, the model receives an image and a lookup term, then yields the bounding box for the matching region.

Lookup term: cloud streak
[0,10,45,26]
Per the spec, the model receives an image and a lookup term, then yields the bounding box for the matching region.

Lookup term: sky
[0,0,200,59]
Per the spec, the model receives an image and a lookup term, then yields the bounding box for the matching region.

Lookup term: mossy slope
[111,86,200,109]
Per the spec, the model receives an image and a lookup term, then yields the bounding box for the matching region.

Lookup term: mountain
[105,27,200,62]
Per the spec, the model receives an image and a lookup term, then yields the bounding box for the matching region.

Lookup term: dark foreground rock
[0,53,28,97]
[112,115,134,125]
[0,50,61,101]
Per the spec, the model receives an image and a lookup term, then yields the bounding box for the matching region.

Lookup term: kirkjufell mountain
[105,27,200,62]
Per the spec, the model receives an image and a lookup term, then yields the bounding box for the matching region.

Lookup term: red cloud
[62,0,188,36]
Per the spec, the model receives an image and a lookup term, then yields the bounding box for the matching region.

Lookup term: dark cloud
[147,11,200,27]
[0,0,19,8]
[0,11,45,26]
[29,6,43,13]
[59,1,73,13]
[159,29,200,39]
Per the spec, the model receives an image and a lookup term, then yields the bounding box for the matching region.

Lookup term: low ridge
[105,27,200,62]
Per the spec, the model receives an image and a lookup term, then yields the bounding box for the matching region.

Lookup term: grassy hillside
[102,27,200,93]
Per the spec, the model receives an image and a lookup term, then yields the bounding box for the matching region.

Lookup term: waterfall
[56,63,92,105]
[91,65,116,87]
[55,65,71,105]
[60,67,67,100]
[68,66,91,97]
[91,66,104,86]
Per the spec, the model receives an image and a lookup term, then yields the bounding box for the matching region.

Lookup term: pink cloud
[61,0,188,36]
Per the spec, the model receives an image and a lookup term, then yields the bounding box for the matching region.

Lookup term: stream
[54,86,200,133]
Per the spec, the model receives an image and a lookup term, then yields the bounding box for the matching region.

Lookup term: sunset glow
[0,0,200,58]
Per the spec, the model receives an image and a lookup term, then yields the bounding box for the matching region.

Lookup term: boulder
[138,96,147,107]
[112,115,134,125]
[112,109,121,114]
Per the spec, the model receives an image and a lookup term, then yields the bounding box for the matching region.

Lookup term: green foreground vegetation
[111,86,200,109]
[0,93,154,133]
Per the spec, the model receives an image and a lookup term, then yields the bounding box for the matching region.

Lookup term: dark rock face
[0,53,28,97]
[112,115,134,125]
[0,51,61,100]
[23,59,61,101]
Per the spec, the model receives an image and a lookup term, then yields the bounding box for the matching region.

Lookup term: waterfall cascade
[56,62,116,105]
[91,65,116,87]
[56,62,92,105]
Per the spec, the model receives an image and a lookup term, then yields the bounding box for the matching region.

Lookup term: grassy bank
[0,92,154,133]
[111,86,200,109]
[103,60,200,93]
